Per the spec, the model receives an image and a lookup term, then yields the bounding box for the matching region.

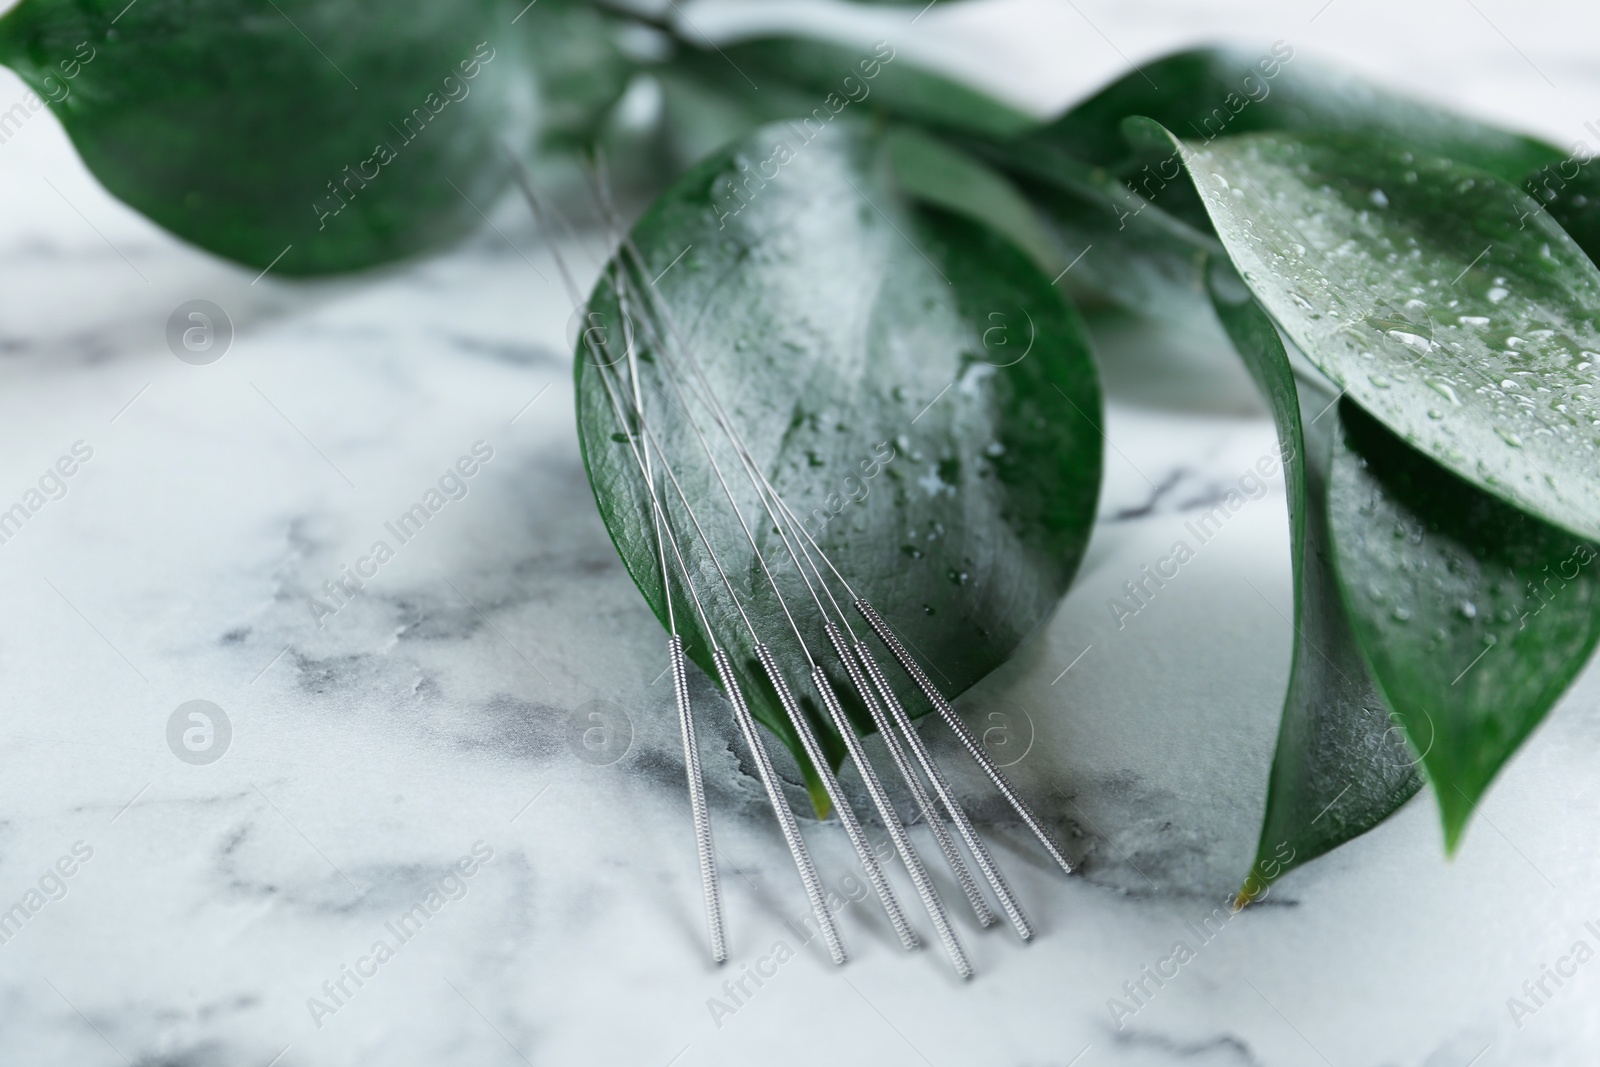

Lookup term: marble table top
[0,0,1597,1064]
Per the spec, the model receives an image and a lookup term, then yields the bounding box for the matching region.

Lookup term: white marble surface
[0,1,1598,1064]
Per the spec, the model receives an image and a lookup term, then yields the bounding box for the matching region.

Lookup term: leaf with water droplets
[1527,160,1600,270]
[1035,46,1558,183]
[974,135,1219,323]
[1158,125,1600,542]
[1328,400,1600,850]
[668,35,1037,140]
[575,121,1102,813]
[525,0,633,150]
[964,45,1560,326]
[0,0,541,274]
[1207,260,1420,902]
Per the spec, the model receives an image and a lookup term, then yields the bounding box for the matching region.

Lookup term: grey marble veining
[1,0,1599,1064]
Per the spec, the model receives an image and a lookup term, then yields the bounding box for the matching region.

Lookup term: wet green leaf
[525,0,632,150]
[970,46,1563,323]
[953,118,1216,321]
[1163,125,1600,543]
[1207,260,1420,901]
[1038,46,1558,183]
[884,125,1060,274]
[1328,401,1600,850]
[672,35,1035,139]
[0,0,538,274]
[575,121,1102,811]
[653,52,824,171]
[1526,157,1600,269]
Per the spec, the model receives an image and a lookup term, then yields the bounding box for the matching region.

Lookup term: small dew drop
[1370,188,1389,207]
[1386,329,1433,354]
[1425,379,1460,405]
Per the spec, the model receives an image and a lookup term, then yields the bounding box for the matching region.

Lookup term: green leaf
[1526,157,1600,268]
[1035,46,1558,183]
[0,0,538,275]
[883,125,1060,274]
[574,120,1102,811]
[1162,125,1600,543]
[1328,400,1600,850]
[1005,151,1217,321]
[524,0,632,150]
[968,45,1564,322]
[674,35,1036,139]
[1207,260,1421,902]
[653,66,759,170]
[653,55,823,171]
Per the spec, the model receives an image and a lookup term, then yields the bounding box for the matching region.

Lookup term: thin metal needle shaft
[580,263,728,963]
[517,164,851,964]
[638,352,946,956]
[752,493,1043,919]
[831,631,993,930]
[508,171,732,964]
[591,340,730,963]
[600,217,1007,950]
[591,357,842,963]
[741,466,991,942]
[713,434,995,939]
[579,162,1066,964]
[857,598,1075,878]
[819,624,972,977]
[754,644,918,952]
[856,642,1032,940]
[608,293,917,948]
[716,650,847,965]
[670,635,726,962]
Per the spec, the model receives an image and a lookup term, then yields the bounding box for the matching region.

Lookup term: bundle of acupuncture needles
[516,161,1075,979]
